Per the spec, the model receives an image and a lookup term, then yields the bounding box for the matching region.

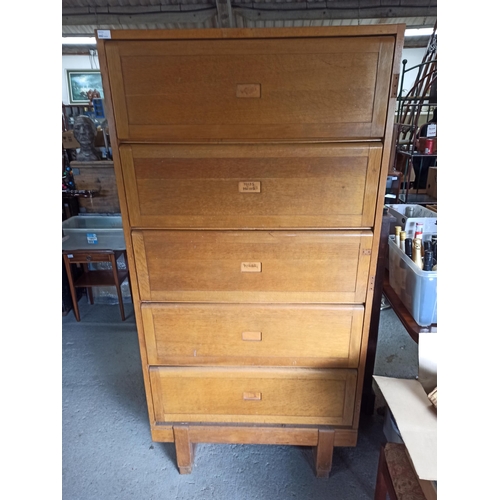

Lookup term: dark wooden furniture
[70,161,121,214]
[62,249,129,322]
[374,443,427,500]
[97,26,404,477]
[362,210,396,414]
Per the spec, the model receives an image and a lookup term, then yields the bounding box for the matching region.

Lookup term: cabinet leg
[173,425,195,474]
[313,428,335,478]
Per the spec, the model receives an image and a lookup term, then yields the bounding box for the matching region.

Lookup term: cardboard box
[426,167,437,199]
[374,332,437,488]
[62,130,80,149]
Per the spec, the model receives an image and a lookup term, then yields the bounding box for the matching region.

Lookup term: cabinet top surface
[95,25,406,42]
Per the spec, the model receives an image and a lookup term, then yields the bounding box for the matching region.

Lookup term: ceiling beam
[233,6,436,22]
[62,8,217,26]
[62,3,436,28]
[216,0,234,28]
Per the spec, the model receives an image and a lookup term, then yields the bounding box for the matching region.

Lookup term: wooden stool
[63,249,129,322]
[374,443,427,500]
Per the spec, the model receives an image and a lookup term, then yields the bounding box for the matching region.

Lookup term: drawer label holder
[241,262,262,273]
[243,392,262,401]
[242,331,262,341]
[239,181,261,193]
[236,84,261,98]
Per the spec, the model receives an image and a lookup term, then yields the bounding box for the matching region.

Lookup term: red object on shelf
[417,137,436,154]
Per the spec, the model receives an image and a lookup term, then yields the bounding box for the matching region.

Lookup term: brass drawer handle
[242,331,262,341]
[243,392,262,401]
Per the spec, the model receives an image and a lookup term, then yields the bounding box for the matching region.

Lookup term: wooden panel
[150,422,357,446]
[188,425,320,446]
[149,367,357,425]
[120,143,382,229]
[71,161,121,214]
[132,230,373,303]
[142,303,364,368]
[103,26,404,41]
[105,36,394,141]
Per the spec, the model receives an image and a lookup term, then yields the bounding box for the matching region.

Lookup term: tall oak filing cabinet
[97,26,404,477]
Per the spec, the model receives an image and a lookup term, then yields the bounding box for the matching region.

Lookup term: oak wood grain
[314,428,336,478]
[149,422,358,447]
[132,230,373,303]
[142,303,363,368]
[96,37,158,428]
[121,143,382,229]
[150,366,357,426]
[100,26,404,41]
[97,25,405,473]
[105,36,394,141]
[173,426,195,474]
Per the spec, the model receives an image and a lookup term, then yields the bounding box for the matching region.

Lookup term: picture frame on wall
[66,70,104,104]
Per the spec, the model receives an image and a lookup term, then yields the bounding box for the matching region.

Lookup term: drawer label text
[239,181,261,193]
[241,262,262,273]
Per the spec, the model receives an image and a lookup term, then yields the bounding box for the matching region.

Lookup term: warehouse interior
[6,2,493,499]
[58,2,437,498]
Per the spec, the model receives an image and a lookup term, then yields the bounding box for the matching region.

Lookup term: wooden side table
[62,249,129,321]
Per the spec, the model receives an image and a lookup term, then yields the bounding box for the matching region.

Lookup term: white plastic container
[386,204,437,238]
[62,215,125,250]
[388,235,437,326]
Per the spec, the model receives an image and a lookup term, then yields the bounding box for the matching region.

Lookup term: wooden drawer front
[121,143,382,229]
[105,36,394,141]
[143,303,364,368]
[132,230,372,303]
[150,367,357,425]
[63,250,115,264]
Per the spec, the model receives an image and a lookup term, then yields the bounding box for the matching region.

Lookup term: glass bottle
[413,238,423,269]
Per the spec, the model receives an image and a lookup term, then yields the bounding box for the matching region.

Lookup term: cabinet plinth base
[160,423,357,477]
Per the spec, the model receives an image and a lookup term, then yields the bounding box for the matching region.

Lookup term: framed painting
[66,70,104,104]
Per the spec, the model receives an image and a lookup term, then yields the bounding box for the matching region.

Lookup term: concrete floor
[62,297,418,500]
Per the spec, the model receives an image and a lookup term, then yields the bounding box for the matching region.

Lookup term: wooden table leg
[63,255,80,322]
[374,445,391,499]
[110,252,126,321]
[374,443,427,500]
[313,428,335,478]
[82,263,94,305]
[173,425,196,475]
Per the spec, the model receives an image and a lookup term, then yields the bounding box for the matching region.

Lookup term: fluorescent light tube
[405,28,434,37]
[62,36,97,45]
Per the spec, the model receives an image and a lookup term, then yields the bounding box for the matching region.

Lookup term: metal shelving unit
[392,25,437,205]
